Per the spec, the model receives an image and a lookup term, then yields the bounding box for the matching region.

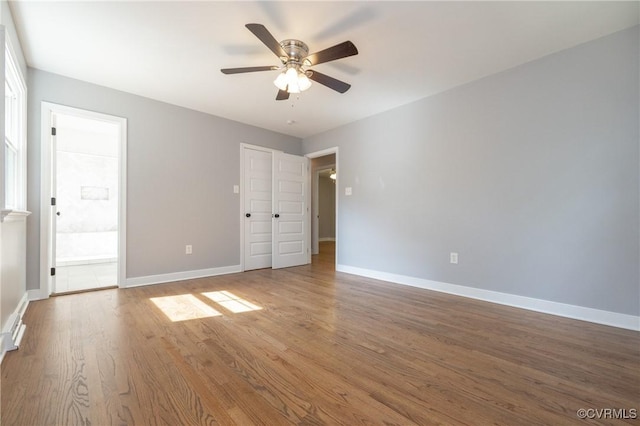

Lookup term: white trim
[3,31,27,212]
[124,265,242,288]
[0,335,8,364]
[305,156,312,265]
[0,209,30,222]
[0,292,29,364]
[27,288,47,301]
[39,104,50,296]
[305,147,339,265]
[4,33,26,94]
[336,264,640,331]
[305,147,338,159]
[40,102,127,298]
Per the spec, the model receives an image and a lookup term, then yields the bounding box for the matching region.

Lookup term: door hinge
[50,267,56,276]
[51,197,56,206]
[51,127,56,136]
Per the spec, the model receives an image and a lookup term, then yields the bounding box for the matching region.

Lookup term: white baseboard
[0,292,29,364]
[319,237,336,242]
[124,265,242,288]
[336,264,640,331]
[28,288,48,301]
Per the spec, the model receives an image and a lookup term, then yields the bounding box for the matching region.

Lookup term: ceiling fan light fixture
[297,73,312,91]
[273,66,312,94]
[273,72,288,90]
[285,67,298,83]
[288,81,301,94]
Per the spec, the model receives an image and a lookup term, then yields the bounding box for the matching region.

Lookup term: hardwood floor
[2,242,638,425]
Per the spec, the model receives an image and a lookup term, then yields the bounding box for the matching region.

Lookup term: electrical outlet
[186,245,193,255]
[345,187,352,196]
[450,252,458,264]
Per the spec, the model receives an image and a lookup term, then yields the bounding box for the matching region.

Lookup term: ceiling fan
[221,24,358,101]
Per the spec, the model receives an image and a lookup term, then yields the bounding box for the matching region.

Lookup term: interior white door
[243,148,273,270]
[272,151,309,269]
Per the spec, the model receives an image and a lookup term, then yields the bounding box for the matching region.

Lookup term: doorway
[306,148,338,267]
[40,103,127,296]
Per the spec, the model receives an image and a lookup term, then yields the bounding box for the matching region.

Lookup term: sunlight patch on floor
[150,291,262,321]
[202,290,263,313]
[150,294,222,322]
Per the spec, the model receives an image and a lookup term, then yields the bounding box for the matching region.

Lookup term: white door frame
[305,147,338,265]
[39,102,127,297]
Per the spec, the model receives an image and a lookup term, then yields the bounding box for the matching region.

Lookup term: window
[4,37,26,211]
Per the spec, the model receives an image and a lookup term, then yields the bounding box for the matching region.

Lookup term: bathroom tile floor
[54,262,117,293]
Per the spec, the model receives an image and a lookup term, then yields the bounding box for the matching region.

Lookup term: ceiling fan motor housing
[279,39,309,66]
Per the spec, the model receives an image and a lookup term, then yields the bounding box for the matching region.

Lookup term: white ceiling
[10,1,639,138]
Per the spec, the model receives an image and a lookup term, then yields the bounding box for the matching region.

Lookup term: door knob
[56,212,61,216]
[274,213,280,218]
[246,213,251,218]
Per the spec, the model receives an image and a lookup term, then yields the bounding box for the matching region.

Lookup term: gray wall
[27,69,301,288]
[303,26,639,316]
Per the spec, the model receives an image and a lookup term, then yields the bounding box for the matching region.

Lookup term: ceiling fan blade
[304,41,358,66]
[246,23,288,59]
[308,70,351,93]
[221,66,279,74]
[276,89,290,101]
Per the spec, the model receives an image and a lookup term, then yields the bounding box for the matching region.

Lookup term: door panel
[272,152,309,269]
[278,221,303,234]
[278,240,303,255]
[244,148,273,270]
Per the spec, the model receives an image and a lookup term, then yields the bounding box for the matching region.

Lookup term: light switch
[233,185,239,194]
[345,187,352,196]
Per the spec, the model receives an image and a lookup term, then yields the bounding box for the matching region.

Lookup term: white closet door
[243,148,273,270]
[272,151,309,269]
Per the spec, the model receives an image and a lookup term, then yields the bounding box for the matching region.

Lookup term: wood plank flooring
[2,242,639,425]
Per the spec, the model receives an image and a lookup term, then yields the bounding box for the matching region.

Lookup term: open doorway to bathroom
[50,111,122,293]
[40,102,126,297]
[39,102,127,298]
